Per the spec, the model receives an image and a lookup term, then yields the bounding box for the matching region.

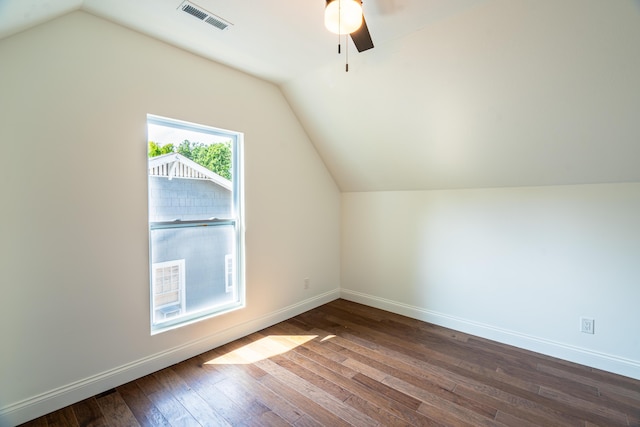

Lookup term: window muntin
[147,114,244,333]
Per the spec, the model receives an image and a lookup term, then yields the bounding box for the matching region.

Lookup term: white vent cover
[178,1,232,31]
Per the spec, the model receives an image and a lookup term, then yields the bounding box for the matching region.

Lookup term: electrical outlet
[304,277,310,290]
[580,317,595,334]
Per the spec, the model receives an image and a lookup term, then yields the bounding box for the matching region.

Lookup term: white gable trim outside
[149,152,232,191]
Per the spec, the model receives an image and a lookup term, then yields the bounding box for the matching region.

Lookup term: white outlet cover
[580,317,595,334]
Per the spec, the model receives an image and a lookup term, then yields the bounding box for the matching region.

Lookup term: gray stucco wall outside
[149,176,232,222]
[148,176,235,320]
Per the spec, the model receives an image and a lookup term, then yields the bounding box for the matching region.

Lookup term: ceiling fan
[324,0,374,53]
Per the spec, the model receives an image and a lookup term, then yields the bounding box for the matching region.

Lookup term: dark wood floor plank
[465,336,558,370]
[319,327,460,392]
[538,385,630,426]
[454,382,585,427]
[417,402,496,427]
[343,393,428,427]
[494,409,550,427]
[171,356,253,426]
[205,348,306,424]
[271,353,354,402]
[423,352,610,426]
[460,361,540,394]
[322,309,466,369]
[315,306,587,427]
[133,374,164,395]
[70,397,107,427]
[258,373,352,427]
[152,367,231,426]
[95,389,140,427]
[242,410,291,427]
[268,321,349,364]
[217,376,272,416]
[367,354,501,422]
[254,357,377,427]
[351,363,501,427]
[456,386,572,427]
[384,317,471,343]
[116,381,170,427]
[353,372,422,410]
[539,362,640,401]
[603,386,640,413]
[329,298,389,320]
[20,299,640,427]
[279,335,442,426]
[16,417,48,427]
[542,357,640,390]
[494,362,596,398]
[231,369,305,424]
[293,308,343,332]
[319,304,470,359]
[135,372,201,427]
[45,405,78,427]
[291,414,325,427]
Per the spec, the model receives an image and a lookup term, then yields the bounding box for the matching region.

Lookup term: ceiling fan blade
[350,15,374,52]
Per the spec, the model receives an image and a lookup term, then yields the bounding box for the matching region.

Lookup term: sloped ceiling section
[2,0,639,192]
[282,0,640,191]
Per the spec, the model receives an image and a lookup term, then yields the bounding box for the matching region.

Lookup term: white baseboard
[0,289,340,427]
[340,289,640,381]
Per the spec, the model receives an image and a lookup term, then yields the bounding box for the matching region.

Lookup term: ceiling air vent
[178,1,232,31]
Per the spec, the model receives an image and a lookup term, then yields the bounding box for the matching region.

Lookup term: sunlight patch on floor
[205,335,318,365]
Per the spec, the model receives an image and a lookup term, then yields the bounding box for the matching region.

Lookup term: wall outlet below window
[304,277,310,290]
[580,317,595,334]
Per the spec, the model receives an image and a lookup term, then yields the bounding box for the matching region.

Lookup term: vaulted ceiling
[2,0,639,191]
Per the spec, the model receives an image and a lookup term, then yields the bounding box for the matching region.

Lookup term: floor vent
[179,1,232,31]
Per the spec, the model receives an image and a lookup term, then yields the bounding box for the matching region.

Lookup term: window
[147,114,244,333]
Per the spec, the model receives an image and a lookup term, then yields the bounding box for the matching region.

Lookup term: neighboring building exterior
[148,152,232,222]
[148,153,235,323]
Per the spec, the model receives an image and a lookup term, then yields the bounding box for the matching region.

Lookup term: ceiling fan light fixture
[324,0,363,35]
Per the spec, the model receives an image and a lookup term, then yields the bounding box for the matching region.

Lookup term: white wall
[342,183,640,379]
[0,11,340,425]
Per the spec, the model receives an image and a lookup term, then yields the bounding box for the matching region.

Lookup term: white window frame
[147,114,245,334]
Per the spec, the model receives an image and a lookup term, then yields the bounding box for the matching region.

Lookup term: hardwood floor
[20,299,640,426]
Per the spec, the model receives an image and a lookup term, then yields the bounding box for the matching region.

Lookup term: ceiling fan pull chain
[345,34,349,72]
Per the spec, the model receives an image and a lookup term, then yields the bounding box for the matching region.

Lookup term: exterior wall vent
[179,1,232,31]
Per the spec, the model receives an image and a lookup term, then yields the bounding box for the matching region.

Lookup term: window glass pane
[147,114,243,333]
[150,225,237,324]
